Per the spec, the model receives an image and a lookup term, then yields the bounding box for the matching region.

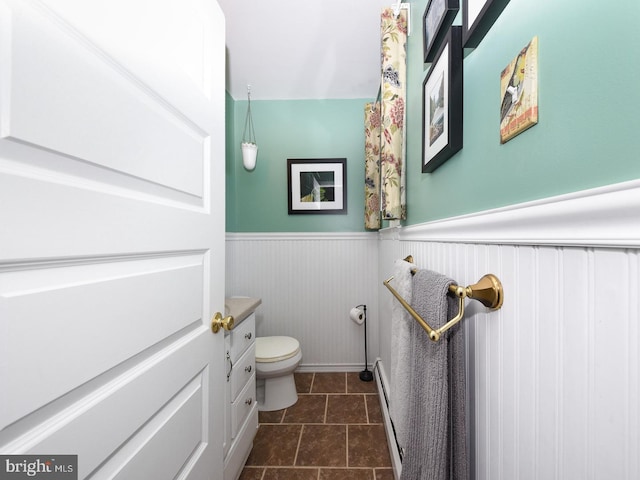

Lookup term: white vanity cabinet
[223,312,258,480]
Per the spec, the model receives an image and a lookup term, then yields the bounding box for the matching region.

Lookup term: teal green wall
[405,0,640,223]
[227,0,640,231]
[226,98,369,232]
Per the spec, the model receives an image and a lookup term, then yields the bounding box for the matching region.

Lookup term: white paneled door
[0,0,226,478]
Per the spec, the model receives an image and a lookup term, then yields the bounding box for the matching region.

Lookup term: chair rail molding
[226,232,377,241]
[397,179,640,248]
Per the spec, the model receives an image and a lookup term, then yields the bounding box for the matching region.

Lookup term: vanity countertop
[225,297,262,325]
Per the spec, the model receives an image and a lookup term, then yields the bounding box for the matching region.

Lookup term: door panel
[8,333,212,476]
[0,0,225,478]
[109,377,208,480]
[1,253,205,428]
[6,4,206,199]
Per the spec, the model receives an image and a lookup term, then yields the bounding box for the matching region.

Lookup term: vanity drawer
[230,343,255,402]
[231,372,256,438]
[230,313,255,361]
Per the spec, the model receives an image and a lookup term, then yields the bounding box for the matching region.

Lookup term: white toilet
[255,336,302,411]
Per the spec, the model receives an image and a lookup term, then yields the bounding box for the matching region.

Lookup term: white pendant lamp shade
[241,85,257,171]
[241,142,257,171]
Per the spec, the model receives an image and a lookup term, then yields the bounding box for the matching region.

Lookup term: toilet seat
[255,336,300,363]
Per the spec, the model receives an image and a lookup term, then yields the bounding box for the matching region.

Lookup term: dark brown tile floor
[240,372,394,480]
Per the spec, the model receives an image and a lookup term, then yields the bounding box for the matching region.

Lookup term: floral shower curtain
[364,101,381,230]
[380,7,407,221]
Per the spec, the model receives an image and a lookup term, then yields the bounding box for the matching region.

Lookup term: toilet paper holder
[351,304,373,382]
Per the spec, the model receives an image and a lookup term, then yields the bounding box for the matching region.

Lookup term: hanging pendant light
[241,84,257,171]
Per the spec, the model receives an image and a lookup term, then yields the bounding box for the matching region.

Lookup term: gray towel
[400,269,468,480]
[390,258,416,451]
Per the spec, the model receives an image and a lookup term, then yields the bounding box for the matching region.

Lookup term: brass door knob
[211,312,235,333]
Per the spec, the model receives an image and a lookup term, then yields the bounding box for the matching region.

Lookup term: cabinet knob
[244,332,252,340]
[245,398,253,405]
[245,365,252,373]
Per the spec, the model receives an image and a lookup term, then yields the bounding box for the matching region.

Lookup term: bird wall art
[499,36,538,143]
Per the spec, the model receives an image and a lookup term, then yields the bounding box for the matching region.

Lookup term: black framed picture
[423,0,459,63]
[287,158,347,214]
[462,0,510,48]
[422,26,463,173]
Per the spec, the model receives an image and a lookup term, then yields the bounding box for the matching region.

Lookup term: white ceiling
[217,0,395,101]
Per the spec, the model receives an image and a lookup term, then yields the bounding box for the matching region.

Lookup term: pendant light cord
[242,86,256,144]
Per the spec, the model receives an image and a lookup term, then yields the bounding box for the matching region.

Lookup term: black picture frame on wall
[287,158,347,214]
[462,0,511,48]
[422,26,463,173]
[423,0,459,63]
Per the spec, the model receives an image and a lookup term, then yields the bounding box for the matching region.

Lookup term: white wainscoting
[226,233,379,371]
[377,179,640,480]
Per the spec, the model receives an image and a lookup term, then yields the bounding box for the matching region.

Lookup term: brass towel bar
[383,255,504,342]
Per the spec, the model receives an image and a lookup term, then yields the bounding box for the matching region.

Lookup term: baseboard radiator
[374,360,402,479]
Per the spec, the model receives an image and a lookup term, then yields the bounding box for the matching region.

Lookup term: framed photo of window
[287,158,347,214]
[422,26,463,173]
[423,0,459,63]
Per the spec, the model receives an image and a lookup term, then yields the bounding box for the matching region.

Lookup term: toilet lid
[255,336,300,363]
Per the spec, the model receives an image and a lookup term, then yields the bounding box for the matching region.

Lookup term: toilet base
[258,373,298,411]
